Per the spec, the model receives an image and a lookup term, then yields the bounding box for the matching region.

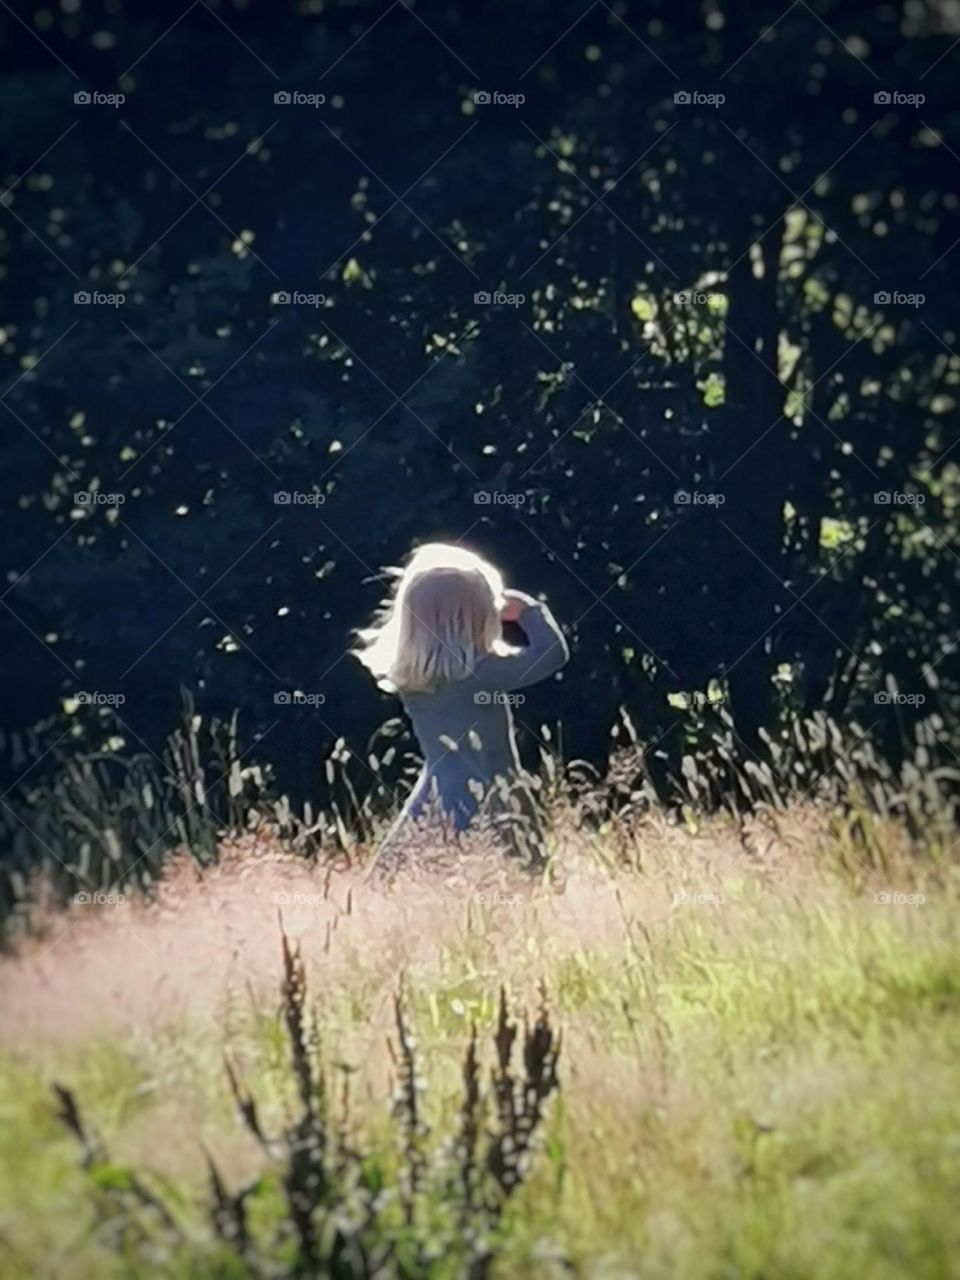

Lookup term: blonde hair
[353,543,509,692]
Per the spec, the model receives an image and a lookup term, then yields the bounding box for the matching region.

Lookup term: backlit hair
[353,543,510,692]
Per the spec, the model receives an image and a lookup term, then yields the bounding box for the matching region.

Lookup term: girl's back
[353,544,569,874]
[401,591,566,819]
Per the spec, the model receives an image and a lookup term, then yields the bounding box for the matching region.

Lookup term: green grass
[1,812,958,1278]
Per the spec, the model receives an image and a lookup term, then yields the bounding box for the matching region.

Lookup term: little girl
[353,542,569,879]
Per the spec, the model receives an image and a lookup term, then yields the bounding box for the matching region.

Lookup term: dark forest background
[1,0,958,843]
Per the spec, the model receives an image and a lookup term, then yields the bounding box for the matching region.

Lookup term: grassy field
[0,803,958,1278]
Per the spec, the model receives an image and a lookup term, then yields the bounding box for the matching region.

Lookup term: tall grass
[2,697,956,934]
[0,779,957,1278]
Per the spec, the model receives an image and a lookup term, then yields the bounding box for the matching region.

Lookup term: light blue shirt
[396,595,569,830]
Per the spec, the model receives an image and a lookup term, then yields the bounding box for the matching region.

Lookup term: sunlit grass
[0,808,958,1277]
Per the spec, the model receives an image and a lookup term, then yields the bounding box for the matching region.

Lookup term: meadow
[1,779,958,1279]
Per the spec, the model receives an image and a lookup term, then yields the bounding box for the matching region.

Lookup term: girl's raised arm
[474,590,569,691]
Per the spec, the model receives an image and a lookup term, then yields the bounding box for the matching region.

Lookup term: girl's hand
[500,589,534,623]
